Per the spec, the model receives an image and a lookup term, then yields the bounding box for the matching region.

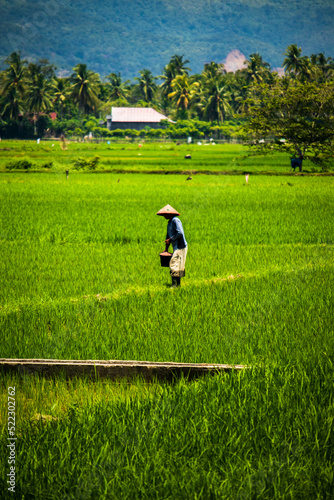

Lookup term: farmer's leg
[170,248,187,287]
[170,249,181,286]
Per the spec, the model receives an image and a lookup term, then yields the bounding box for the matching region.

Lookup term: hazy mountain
[0,0,333,79]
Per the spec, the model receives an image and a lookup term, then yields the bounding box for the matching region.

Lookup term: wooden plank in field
[0,358,248,381]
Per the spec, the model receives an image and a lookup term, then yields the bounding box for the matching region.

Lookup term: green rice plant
[0,362,333,499]
[0,174,333,367]
[1,265,333,365]
[0,170,333,499]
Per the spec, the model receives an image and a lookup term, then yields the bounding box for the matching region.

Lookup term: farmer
[157,204,188,288]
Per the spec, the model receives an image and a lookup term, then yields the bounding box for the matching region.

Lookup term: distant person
[157,205,188,288]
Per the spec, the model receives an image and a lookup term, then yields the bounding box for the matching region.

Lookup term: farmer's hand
[165,238,172,245]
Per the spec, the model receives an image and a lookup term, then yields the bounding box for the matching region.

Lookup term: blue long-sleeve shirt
[166,217,187,251]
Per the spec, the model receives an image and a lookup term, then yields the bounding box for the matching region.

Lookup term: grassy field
[0,166,333,498]
[0,139,332,174]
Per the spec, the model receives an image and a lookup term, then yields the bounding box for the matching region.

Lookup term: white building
[106,107,173,130]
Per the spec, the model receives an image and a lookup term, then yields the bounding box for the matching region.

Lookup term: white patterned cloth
[169,247,188,277]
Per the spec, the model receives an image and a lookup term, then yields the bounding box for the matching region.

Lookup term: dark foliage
[1,0,333,80]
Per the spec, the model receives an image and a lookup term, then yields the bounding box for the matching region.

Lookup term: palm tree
[198,68,232,125]
[169,54,191,76]
[283,45,303,73]
[310,53,334,82]
[0,52,27,125]
[283,45,312,80]
[168,75,199,118]
[159,63,175,102]
[222,71,249,114]
[245,53,271,85]
[298,57,315,82]
[202,61,226,80]
[0,85,24,121]
[2,51,27,96]
[26,68,53,135]
[52,77,69,119]
[70,64,100,114]
[160,54,191,99]
[104,72,130,101]
[134,69,157,102]
[199,73,232,124]
[26,62,47,85]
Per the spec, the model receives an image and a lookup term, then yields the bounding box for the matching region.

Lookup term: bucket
[159,251,173,267]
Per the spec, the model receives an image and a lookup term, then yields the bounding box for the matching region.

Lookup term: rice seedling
[0,169,333,498]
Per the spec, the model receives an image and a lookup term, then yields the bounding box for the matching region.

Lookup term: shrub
[124,129,140,138]
[6,158,35,170]
[110,129,125,137]
[74,128,84,137]
[92,127,111,138]
[40,161,53,169]
[83,119,99,132]
[52,119,81,135]
[145,128,163,138]
[168,127,189,139]
[72,156,100,170]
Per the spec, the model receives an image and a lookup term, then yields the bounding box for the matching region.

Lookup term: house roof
[108,107,172,123]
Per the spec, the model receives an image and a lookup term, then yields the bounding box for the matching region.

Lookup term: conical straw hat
[156,204,180,216]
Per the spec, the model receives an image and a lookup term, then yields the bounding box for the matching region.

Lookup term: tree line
[0,45,334,140]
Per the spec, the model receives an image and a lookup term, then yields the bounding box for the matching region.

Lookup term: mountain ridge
[0,0,333,79]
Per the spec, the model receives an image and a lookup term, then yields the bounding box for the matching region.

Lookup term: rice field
[0,157,333,498]
[0,139,332,173]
